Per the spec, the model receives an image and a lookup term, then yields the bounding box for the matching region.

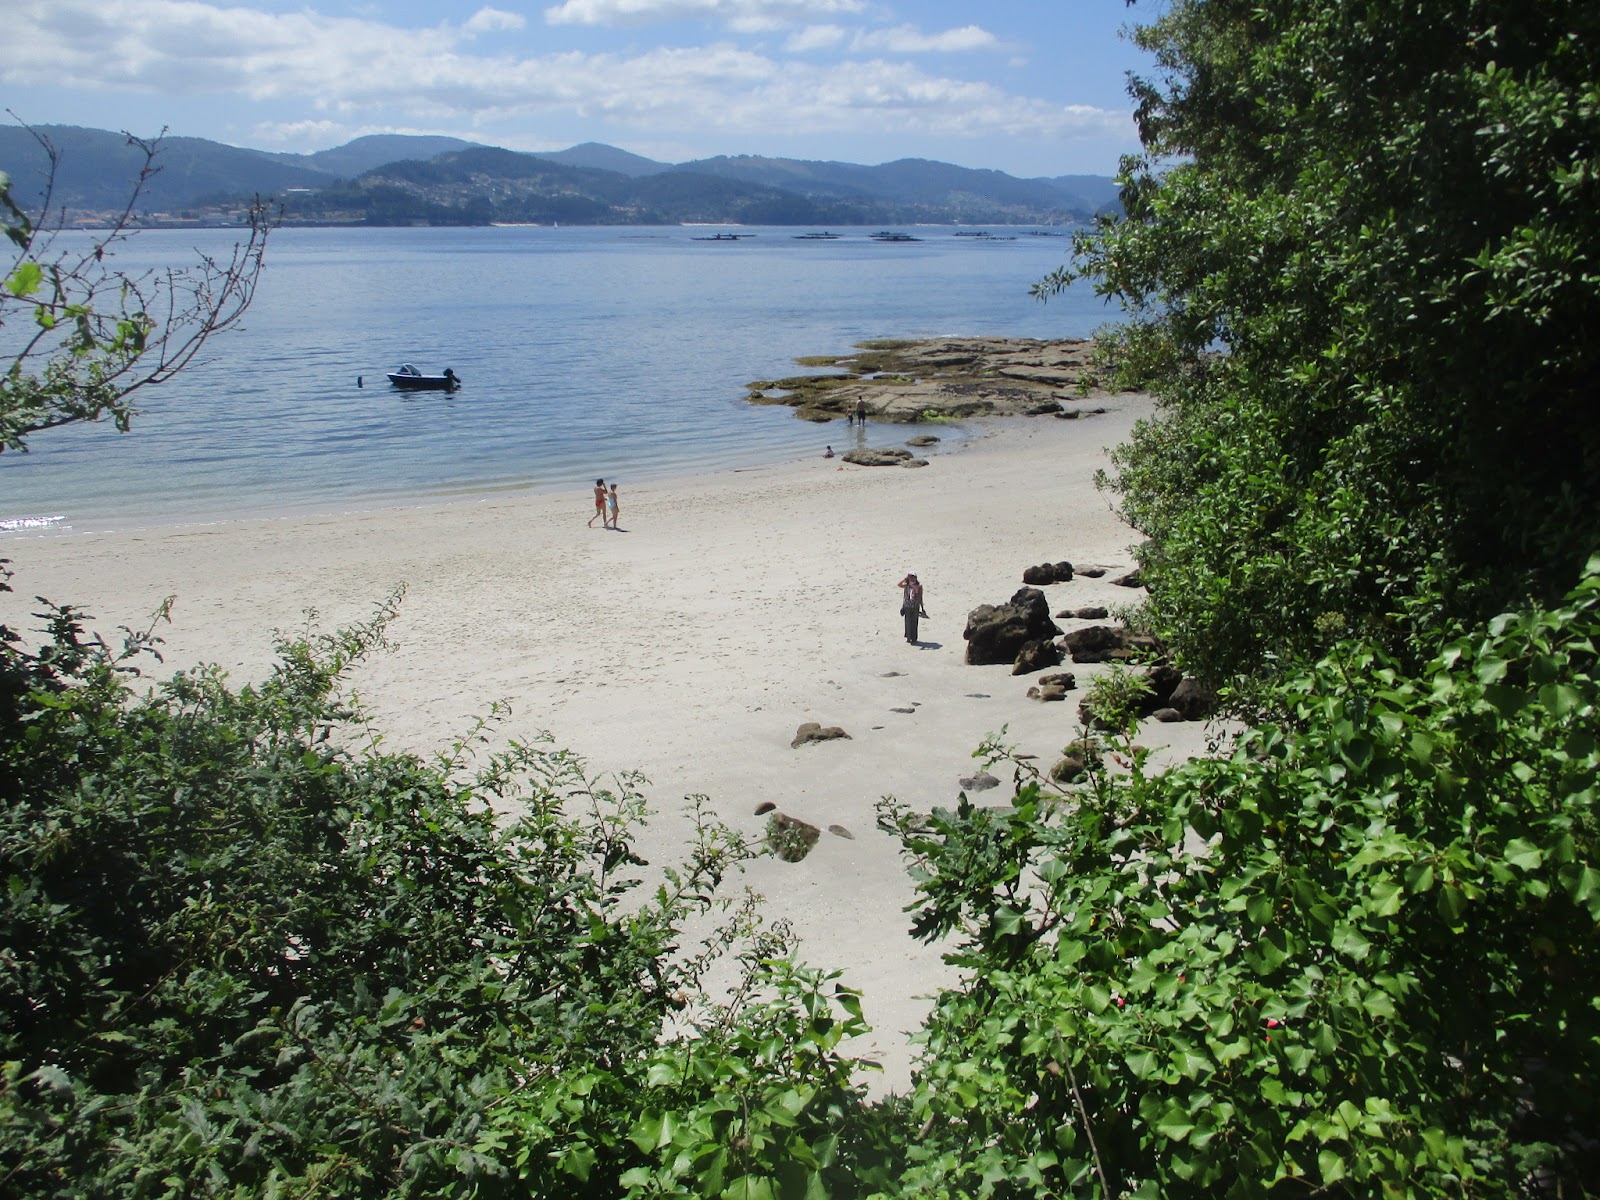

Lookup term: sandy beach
[0,392,1219,1092]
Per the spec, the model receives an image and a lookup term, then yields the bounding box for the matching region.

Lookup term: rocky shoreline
[744,336,1124,424]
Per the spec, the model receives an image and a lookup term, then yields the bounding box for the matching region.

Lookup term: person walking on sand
[898,572,928,644]
[605,482,620,530]
[588,478,606,527]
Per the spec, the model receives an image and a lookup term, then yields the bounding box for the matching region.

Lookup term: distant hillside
[671,155,1098,223]
[267,135,486,179]
[0,125,328,214]
[534,142,671,176]
[0,124,1118,226]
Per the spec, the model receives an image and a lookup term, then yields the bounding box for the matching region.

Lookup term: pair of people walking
[588,478,621,530]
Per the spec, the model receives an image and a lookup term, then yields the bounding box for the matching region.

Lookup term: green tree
[1,125,271,452]
[1048,0,1600,691]
[876,558,1600,1198]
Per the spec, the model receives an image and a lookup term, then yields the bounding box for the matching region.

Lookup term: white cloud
[464,7,527,34]
[784,24,845,53]
[851,24,998,54]
[4,0,1130,157]
[542,0,862,29]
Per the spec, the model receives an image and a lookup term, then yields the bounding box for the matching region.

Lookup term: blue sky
[6,0,1165,177]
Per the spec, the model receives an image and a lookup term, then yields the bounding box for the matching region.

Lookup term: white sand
[1,393,1222,1092]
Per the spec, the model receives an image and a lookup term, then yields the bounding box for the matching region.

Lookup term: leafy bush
[875,557,1600,1198]
[0,575,872,1197]
[1079,667,1156,734]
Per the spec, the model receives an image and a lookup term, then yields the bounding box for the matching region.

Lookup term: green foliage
[1055,1,1600,689]
[0,575,872,1197]
[1079,667,1155,734]
[874,557,1600,1198]
[1,127,271,452]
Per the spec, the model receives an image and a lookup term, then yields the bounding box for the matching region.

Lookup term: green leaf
[8,260,43,297]
[1502,838,1543,872]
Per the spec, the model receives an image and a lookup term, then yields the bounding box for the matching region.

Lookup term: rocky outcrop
[745,337,1133,424]
[964,587,1062,666]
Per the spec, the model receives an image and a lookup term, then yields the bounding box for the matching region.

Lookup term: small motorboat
[387,364,461,391]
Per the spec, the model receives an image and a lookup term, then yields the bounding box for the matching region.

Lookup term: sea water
[0,224,1118,533]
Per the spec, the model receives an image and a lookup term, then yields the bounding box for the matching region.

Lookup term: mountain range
[0,125,1121,227]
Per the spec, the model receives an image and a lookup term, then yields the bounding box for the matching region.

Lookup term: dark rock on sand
[906,434,941,446]
[1078,568,1107,579]
[964,587,1062,666]
[1013,638,1064,675]
[1062,624,1130,664]
[1112,569,1145,588]
[1029,683,1069,702]
[792,722,851,748]
[1022,561,1074,585]
[1142,664,1184,712]
[1039,672,1076,690]
[1168,677,1218,721]
[1057,605,1109,620]
[1152,707,1186,723]
[766,812,822,862]
[958,771,1001,792]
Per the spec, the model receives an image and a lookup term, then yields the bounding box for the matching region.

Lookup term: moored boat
[387,364,461,391]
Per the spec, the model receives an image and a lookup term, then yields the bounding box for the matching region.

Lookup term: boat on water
[387,364,461,391]
[793,231,840,240]
[870,231,922,242]
[691,232,751,241]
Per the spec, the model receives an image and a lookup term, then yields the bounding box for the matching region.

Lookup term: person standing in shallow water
[898,573,928,643]
[588,479,606,528]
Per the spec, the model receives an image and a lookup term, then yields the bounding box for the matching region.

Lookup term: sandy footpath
[0,392,1222,1093]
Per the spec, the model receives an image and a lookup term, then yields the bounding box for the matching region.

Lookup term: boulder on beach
[963,587,1062,666]
[766,812,821,862]
[1012,638,1063,675]
[1168,677,1218,721]
[791,722,851,748]
[1022,561,1074,585]
[1062,624,1130,664]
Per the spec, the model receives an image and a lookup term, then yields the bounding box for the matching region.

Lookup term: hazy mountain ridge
[0,125,1118,226]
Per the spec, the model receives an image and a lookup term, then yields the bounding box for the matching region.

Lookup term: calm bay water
[0,224,1117,533]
